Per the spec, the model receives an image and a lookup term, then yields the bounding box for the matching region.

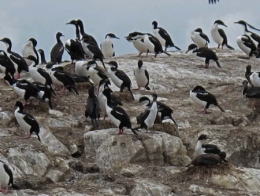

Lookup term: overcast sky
[0,0,259,60]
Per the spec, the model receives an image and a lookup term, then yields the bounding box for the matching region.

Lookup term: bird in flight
[209,0,219,4]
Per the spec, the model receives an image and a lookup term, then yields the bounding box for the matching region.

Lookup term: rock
[0,111,15,127]
[94,129,191,172]
[130,178,176,196]
[8,147,51,176]
[120,164,144,178]
[39,127,70,156]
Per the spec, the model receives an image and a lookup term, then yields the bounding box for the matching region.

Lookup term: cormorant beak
[234,22,239,24]
[185,50,190,54]
[115,37,120,39]
[223,24,228,27]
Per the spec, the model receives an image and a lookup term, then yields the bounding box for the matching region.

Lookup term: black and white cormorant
[190,28,210,48]
[0,37,28,79]
[186,43,221,68]
[190,86,225,114]
[0,50,16,79]
[37,49,47,65]
[101,33,119,58]
[242,80,260,98]
[0,160,17,194]
[234,20,260,48]
[103,88,137,135]
[21,38,39,65]
[77,19,98,47]
[211,20,234,50]
[134,60,150,90]
[152,21,181,52]
[14,101,41,141]
[107,61,134,100]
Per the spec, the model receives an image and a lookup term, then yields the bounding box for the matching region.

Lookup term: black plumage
[37,49,47,64]
[51,68,79,95]
[186,44,221,68]
[147,34,171,57]
[0,50,15,78]
[14,101,41,141]
[241,35,258,57]
[152,21,181,52]
[188,153,226,167]
[50,32,64,64]
[77,19,98,47]
[194,28,210,46]
[242,80,260,98]
[32,82,53,109]
[190,86,225,114]
[103,88,137,135]
[0,37,28,79]
[209,0,219,4]
[4,74,40,104]
[85,86,100,128]
[107,61,134,100]
[81,35,105,68]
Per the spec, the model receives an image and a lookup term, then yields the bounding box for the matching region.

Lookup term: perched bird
[186,44,221,68]
[4,75,39,105]
[125,31,148,56]
[134,60,150,90]
[190,86,225,114]
[77,19,99,47]
[245,65,260,87]
[234,20,260,48]
[236,34,257,58]
[65,20,85,61]
[101,33,119,58]
[97,79,122,119]
[49,68,79,95]
[103,88,137,135]
[21,38,39,65]
[143,33,170,57]
[107,61,134,100]
[0,160,17,194]
[81,34,106,68]
[242,80,260,98]
[85,86,100,128]
[190,28,210,48]
[86,60,108,86]
[14,101,41,141]
[50,32,64,64]
[133,93,158,132]
[211,20,234,50]
[188,153,227,167]
[74,60,89,77]
[152,21,181,52]
[0,50,16,79]
[37,49,47,65]
[32,82,53,109]
[25,55,54,91]
[194,134,221,158]
[0,37,28,79]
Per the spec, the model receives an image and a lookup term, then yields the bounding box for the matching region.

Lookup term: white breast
[29,66,45,84]
[0,163,10,188]
[74,60,89,76]
[191,31,207,48]
[101,38,114,58]
[87,67,103,85]
[132,39,147,53]
[105,100,120,127]
[22,42,36,66]
[190,91,207,107]
[211,27,223,45]
[81,41,93,58]
[153,29,166,47]
[250,72,260,87]
[144,102,158,129]
[236,36,251,56]
[134,67,148,88]
[143,36,155,54]
[14,110,32,132]
[194,140,205,157]
[107,69,123,89]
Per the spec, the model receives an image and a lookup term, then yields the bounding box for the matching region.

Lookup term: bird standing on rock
[14,101,41,141]
[190,86,225,114]
[134,60,150,90]
[186,43,221,68]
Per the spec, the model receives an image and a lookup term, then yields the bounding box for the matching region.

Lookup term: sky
[0,0,259,61]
